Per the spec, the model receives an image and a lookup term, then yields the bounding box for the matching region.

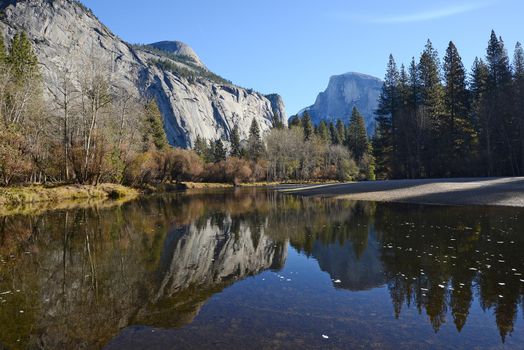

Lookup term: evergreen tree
[374,54,399,178]
[485,31,515,175]
[361,141,376,181]
[513,42,524,173]
[230,124,242,157]
[302,111,314,140]
[347,107,369,161]
[316,120,330,143]
[336,119,346,145]
[329,121,340,145]
[271,110,284,129]
[142,100,168,151]
[213,139,226,162]
[288,115,301,129]
[7,32,39,81]
[405,57,423,178]
[0,33,6,64]
[443,41,474,175]
[418,40,444,176]
[194,135,211,162]
[247,118,265,160]
[470,57,489,173]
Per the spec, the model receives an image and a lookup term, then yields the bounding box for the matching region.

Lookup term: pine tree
[271,110,284,129]
[142,99,168,151]
[419,40,443,116]
[404,57,423,178]
[362,141,376,181]
[316,120,330,143]
[230,124,242,157]
[336,119,346,145]
[485,31,516,175]
[248,118,265,160]
[194,135,209,159]
[8,32,39,81]
[514,42,524,174]
[329,121,340,145]
[288,115,301,129]
[374,54,399,178]
[347,107,369,161]
[471,57,490,174]
[0,33,6,64]
[302,111,314,140]
[396,63,412,177]
[213,139,226,162]
[443,41,474,175]
[418,40,444,176]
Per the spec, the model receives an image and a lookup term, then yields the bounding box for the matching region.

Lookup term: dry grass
[0,183,139,207]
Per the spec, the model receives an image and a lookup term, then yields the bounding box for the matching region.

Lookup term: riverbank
[279,177,524,207]
[0,184,139,207]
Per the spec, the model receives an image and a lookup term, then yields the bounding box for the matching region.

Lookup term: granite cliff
[0,0,287,147]
[299,72,382,135]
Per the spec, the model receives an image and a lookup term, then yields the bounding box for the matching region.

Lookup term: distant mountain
[149,40,206,69]
[299,72,382,135]
[0,0,287,147]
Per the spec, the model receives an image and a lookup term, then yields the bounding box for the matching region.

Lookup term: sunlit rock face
[0,0,287,147]
[149,41,206,69]
[299,72,382,135]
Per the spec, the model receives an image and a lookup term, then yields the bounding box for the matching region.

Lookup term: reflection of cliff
[311,230,384,291]
[135,217,287,327]
[3,190,524,348]
[0,194,286,350]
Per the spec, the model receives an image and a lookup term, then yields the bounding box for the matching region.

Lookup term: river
[1,188,523,349]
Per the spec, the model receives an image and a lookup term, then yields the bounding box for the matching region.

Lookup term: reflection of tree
[2,191,524,347]
[0,191,286,349]
[375,203,524,341]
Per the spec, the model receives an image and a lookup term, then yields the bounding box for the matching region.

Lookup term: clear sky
[82,0,524,116]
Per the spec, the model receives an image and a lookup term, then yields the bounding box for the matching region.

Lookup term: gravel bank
[279,178,524,207]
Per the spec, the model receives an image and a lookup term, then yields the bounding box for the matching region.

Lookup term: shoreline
[0,184,139,207]
[0,181,285,214]
[278,177,524,208]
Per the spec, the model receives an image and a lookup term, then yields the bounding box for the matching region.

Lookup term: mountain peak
[333,72,382,82]
[149,40,205,68]
[298,72,383,135]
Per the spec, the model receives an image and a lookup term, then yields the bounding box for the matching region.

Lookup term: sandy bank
[278,178,524,207]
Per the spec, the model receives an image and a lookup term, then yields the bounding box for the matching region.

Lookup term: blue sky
[82,0,524,115]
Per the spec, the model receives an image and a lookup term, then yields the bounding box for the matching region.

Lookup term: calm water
[1,189,524,349]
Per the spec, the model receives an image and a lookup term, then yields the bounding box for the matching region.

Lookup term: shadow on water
[1,189,524,349]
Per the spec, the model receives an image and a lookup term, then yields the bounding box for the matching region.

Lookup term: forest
[373,30,524,179]
[2,28,523,188]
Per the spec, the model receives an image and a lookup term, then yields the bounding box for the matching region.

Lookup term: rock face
[0,0,287,147]
[149,40,206,68]
[265,93,287,122]
[300,72,382,135]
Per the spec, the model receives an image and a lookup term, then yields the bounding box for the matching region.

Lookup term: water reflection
[0,189,524,349]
